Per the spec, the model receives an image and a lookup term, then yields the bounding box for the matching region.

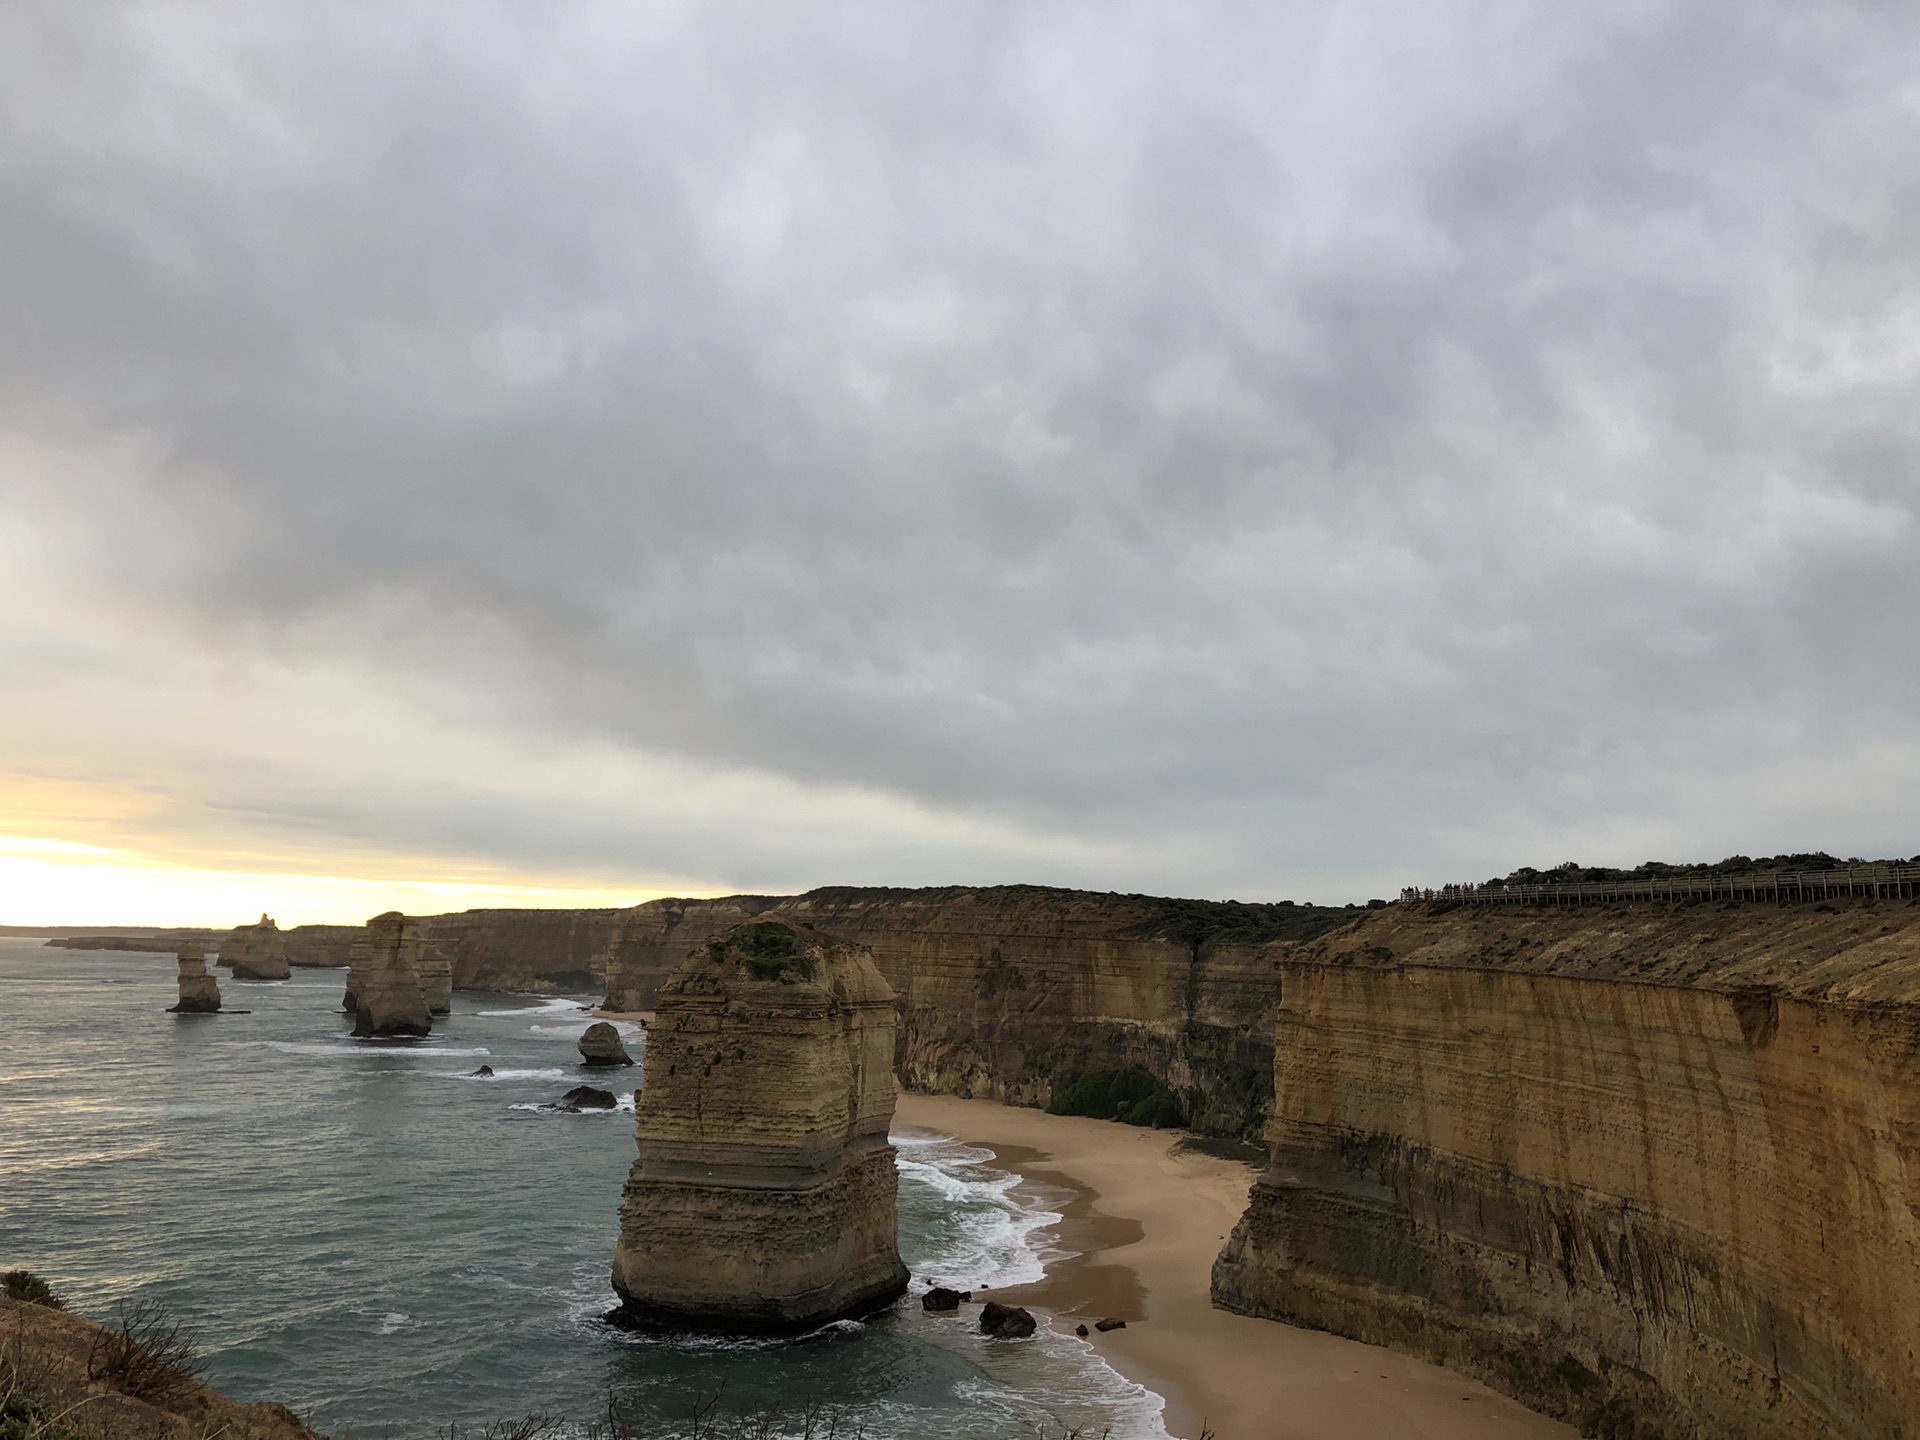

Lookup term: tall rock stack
[610,920,909,1332]
[221,915,291,980]
[167,942,221,1013]
[344,912,433,1038]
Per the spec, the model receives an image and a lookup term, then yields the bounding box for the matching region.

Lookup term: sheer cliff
[598,885,1352,1136]
[418,907,623,993]
[1212,898,1920,1439]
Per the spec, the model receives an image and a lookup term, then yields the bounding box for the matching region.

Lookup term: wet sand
[894,1093,1576,1440]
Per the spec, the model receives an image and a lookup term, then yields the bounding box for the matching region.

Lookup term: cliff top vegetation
[1485,853,1920,888]
[793,884,1353,947]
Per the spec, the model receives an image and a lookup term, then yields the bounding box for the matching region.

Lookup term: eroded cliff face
[1212,900,1920,1439]
[600,886,1350,1136]
[420,907,622,994]
[610,920,908,1332]
[285,923,357,968]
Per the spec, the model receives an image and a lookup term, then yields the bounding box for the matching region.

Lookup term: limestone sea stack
[610,919,909,1332]
[578,1021,634,1067]
[221,914,291,980]
[167,942,221,1013]
[344,912,433,1038]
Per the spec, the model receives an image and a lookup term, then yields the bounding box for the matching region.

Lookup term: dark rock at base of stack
[578,1021,634,1067]
[560,1086,618,1111]
[922,1287,970,1312]
[979,1301,1036,1338]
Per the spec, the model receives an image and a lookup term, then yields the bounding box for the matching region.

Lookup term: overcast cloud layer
[2,1,1918,909]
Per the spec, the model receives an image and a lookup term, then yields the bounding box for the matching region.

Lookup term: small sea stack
[609,919,909,1332]
[167,942,221,1013]
[345,911,433,1038]
[221,914,291,980]
[578,1021,633,1067]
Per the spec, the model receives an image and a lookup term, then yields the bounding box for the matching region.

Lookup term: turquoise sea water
[0,942,1164,1438]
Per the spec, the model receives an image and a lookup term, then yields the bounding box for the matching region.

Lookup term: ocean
[0,941,1165,1438]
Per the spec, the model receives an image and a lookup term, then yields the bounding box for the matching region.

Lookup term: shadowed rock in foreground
[167,942,221,1013]
[1,1293,322,1439]
[221,915,291,980]
[344,912,433,1038]
[609,919,908,1332]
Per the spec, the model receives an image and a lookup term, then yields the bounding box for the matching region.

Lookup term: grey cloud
[2,0,1918,898]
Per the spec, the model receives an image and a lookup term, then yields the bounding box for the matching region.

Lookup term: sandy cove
[893,1094,1576,1440]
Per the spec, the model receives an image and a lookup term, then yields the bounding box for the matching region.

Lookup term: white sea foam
[893,1129,1170,1439]
[474,997,584,1018]
[435,1066,571,1081]
[506,1098,631,1115]
[893,1131,1062,1291]
[224,1040,494,1058]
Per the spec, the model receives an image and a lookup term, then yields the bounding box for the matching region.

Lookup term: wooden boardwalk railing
[1400,862,1920,908]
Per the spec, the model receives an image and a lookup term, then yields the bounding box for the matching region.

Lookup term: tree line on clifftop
[1486,852,1920,888]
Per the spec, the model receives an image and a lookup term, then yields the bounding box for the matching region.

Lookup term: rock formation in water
[578,1021,633,1066]
[1211,899,1920,1440]
[609,919,909,1332]
[220,914,291,980]
[166,942,221,1013]
[978,1301,1036,1338]
[344,912,433,1038]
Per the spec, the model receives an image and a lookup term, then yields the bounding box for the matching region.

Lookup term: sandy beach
[894,1093,1576,1440]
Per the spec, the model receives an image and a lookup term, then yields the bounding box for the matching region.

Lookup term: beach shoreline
[893,1092,1576,1440]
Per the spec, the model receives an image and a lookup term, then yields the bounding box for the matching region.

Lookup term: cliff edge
[1212,898,1920,1439]
[601,885,1350,1136]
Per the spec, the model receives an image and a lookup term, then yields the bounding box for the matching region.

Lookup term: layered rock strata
[610,919,909,1332]
[285,923,358,968]
[1212,899,1920,1439]
[418,906,622,994]
[167,942,221,1013]
[578,1021,633,1066]
[599,886,1350,1136]
[221,915,291,979]
[344,911,433,1038]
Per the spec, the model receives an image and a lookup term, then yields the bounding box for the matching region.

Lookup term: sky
[2,2,1918,925]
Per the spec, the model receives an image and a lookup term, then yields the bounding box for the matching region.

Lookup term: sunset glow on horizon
[0,833,696,929]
